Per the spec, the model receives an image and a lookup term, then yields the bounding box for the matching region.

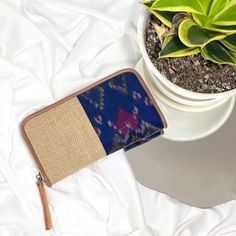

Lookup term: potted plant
[138,0,236,105]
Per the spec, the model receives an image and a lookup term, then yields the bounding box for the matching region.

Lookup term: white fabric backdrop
[0,0,236,235]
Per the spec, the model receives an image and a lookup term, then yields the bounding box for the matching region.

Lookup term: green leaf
[213,0,236,26]
[150,0,205,14]
[221,33,236,52]
[159,35,200,58]
[178,19,225,47]
[208,0,229,16]
[192,13,212,27]
[199,0,215,15]
[151,0,217,15]
[205,24,236,33]
[150,10,176,27]
[141,0,155,8]
[201,41,236,65]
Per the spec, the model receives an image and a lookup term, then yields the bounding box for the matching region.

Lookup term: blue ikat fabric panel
[77,71,165,154]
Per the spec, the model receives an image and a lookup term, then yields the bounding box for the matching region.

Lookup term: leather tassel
[36,174,52,230]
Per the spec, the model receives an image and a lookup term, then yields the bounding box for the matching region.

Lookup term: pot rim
[137,7,236,100]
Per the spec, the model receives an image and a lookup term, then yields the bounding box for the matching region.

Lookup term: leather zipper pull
[36,174,53,230]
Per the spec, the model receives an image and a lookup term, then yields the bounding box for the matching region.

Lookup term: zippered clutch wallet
[20,68,167,229]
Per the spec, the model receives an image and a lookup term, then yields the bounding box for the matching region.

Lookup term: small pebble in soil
[145,15,236,93]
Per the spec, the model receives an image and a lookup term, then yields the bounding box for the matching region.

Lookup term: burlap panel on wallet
[24,97,106,185]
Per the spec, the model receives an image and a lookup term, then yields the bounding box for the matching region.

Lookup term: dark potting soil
[145,14,236,93]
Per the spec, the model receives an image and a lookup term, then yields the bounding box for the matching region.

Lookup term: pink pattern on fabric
[108,107,139,138]
[144,97,153,106]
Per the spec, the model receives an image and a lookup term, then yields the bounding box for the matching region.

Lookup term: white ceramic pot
[137,7,236,105]
[135,58,235,141]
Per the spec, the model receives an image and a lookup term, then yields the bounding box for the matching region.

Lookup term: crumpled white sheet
[0,0,236,235]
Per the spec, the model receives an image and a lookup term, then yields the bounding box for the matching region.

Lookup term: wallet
[21,68,167,229]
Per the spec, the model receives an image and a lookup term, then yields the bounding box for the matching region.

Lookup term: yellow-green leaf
[221,33,236,52]
[201,41,236,65]
[213,0,236,26]
[178,19,225,47]
[159,35,200,58]
[141,0,155,8]
[151,0,205,14]
[208,0,229,17]
[192,13,212,27]
[205,24,236,33]
[150,10,176,27]
[199,0,215,15]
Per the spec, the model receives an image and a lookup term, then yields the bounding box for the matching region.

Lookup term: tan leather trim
[20,68,167,187]
[36,179,53,229]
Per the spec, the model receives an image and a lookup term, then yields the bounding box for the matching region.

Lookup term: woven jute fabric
[24,97,106,184]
